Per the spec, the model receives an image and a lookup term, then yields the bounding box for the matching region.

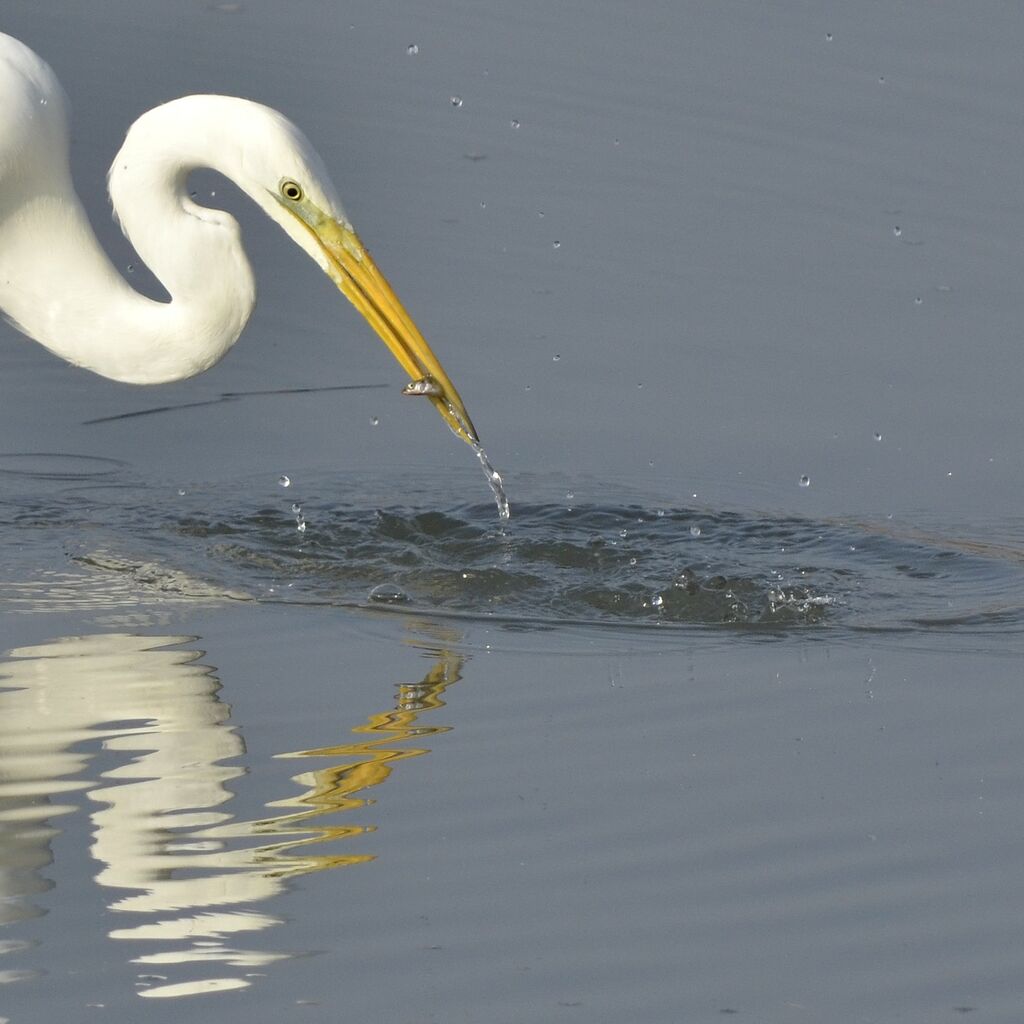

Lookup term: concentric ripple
[2,460,1022,635]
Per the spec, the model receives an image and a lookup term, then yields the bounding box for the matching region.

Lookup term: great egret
[0,31,478,446]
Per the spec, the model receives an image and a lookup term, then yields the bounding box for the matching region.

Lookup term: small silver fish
[402,376,443,397]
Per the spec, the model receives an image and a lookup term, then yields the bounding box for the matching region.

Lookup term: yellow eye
[281,179,303,202]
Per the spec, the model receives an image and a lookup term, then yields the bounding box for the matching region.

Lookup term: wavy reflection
[0,629,462,999]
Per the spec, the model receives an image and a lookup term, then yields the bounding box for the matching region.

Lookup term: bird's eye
[280,179,303,202]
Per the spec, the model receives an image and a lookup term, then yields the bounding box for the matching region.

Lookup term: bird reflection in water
[0,629,462,999]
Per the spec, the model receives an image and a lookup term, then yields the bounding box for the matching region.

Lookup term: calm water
[2,2,1024,1021]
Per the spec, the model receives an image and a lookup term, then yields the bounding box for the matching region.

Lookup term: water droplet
[450,95,463,108]
[296,520,307,533]
[637,382,644,389]
[619,529,628,538]
[368,583,410,604]
[629,557,637,566]
[407,43,419,55]
[291,503,302,514]
[479,200,487,209]
[613,138,620,146]
[689,525,702,537]
[552,240,561,249]
[39,97,48,106]
[510,118,521,129]
[825,31,833,41]
[656,509,665,517]
[524,384,532,391]
[566,491,575,500]
[874,431,883,441]
[914,296,922,305]
[893,225,902,237]
[651,593,664,608]
[210,190,217,198]
[538,211,546,218]
[190,190,198,199]
[177,488,187,496]
[126,264,135,274]
[278,475,291,488]
[371,416,379,426]
[878,76,886,84]
[552,354,561,362]
[799,475,811,488]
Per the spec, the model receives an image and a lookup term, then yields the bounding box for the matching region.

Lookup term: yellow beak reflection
[312,218,479,446]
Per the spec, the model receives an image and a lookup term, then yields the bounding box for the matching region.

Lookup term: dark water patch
[1,460,1022,637]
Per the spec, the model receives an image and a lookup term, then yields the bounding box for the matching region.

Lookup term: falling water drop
[450,95,463,108]
[407,43,419,55]
[278,475,291,488]
[510,118,521,129]
[874,431,883,441]
[799,475,811,488]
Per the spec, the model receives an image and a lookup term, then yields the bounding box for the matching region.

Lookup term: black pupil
[286,184,299,198]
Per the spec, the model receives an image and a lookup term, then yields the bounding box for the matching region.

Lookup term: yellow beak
[309,217,478,446]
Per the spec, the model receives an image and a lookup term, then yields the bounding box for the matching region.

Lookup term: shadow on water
[0,624,462,999]
[1,453,1023,641]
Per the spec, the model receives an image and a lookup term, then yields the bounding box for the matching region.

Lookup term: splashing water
[472,443,510,522]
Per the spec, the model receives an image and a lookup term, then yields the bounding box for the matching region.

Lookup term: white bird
[0,31,478,444]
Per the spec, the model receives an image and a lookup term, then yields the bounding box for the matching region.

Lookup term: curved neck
[0,99,256,384]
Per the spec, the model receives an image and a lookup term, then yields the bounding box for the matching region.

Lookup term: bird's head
[172,96,479,446]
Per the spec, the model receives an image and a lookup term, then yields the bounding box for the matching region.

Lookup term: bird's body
[0,31,478,441]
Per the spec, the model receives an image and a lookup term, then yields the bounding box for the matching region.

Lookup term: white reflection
[0,631,462,1000]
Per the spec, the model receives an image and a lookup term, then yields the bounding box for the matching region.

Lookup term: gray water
[2,3,1024,1021]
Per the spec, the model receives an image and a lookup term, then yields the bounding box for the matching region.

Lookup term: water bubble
[407,43,419,55]
[874,431,883,441]
[450,95,463,108]
[371,416,379,426]
[689,525,702,537]
[510,118,521,129]
[799,475,811,488]
[278,475,291,488]
[552,240,561,249]
[368,583,410,604]
[893,225,902,237]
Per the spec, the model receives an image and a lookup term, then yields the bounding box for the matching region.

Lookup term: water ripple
[1,460,1021,637]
